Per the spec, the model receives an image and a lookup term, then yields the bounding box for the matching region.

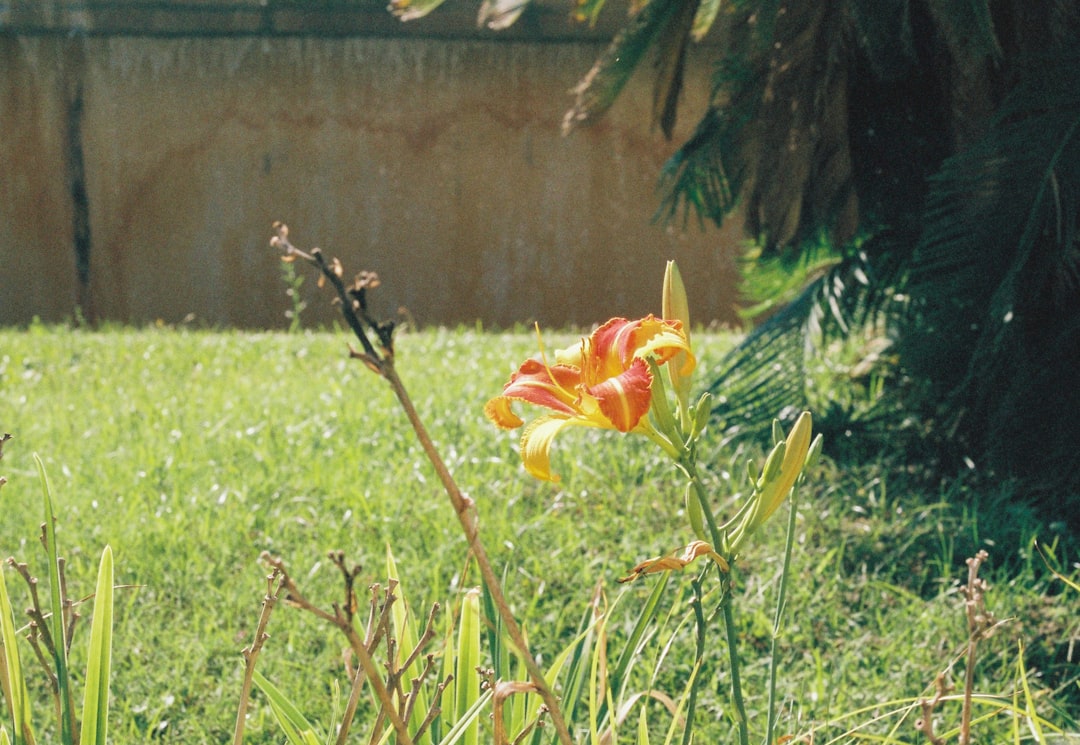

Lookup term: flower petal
[499,359,582,416]
[588,317,640,377]
[554,338,586,368]
[588,316,695,380]
[586,357,654,432]
[519,415,588,482]
[630,317,696,376]
[484,396,524,429]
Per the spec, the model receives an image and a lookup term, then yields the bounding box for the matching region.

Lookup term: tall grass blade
[251,669,323,745]
[438,689,493,745]
[386,545,433,745]
[604,573,669,722]
[1016,642,1048,744]
[559,601,598,727]
[79,546,114,745]
[0,565,34,745]
[33,455,75,743]
[661,660,699,745]
[480,580,522,735]
[588,608,609,744]
[636,705,650,745]
[454,588,481,745]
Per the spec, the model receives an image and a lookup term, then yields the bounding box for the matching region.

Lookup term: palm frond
[901,50,1080,483]
[709,233,910,447]
[477,0,530,30]
[656,105,744,228]
[562,0,700,135]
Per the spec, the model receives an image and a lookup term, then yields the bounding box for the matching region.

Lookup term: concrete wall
[0,29,741,328]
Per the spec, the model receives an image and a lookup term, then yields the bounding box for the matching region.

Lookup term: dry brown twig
[254,550,451,745]
[916,550,1003,745]
[232,567,285,745]
[959,550,997,745]
[269,222,574,745]
[0,432,11,490]
[915,671,952,745]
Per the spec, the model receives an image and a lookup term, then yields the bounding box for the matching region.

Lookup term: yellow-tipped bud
[662,260,693,418]
[663,260,690,330]
[726,411,814,557]
[685,483,707,542]
[771,418,785,446]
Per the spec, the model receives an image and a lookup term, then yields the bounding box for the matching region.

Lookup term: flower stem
[765,481,800,744]
[721,588,751,745]
[683,456,726,564]
[681,575,708,745]
[682,452,748,745]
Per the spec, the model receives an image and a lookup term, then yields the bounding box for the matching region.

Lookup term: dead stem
[232,568,284,745]
[960,550,994,745]
[261,552,415,744]
[270,223,574,745]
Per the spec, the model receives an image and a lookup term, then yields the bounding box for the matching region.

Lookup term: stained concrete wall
[0,29,741,328]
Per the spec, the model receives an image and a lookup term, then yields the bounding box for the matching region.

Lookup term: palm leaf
[562,0,697,135]
[901,50,1080,485]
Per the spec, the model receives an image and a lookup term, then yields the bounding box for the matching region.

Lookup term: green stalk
[34,456,75,744]
[681,454,748,745]
[683,457,726,565]
[1,560,34,745]
[765,482,800,744]
[721,592,750,745]
[679,576,707,745]
[80,546,114,745]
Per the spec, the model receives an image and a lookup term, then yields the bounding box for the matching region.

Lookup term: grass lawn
[1,323,1077,743]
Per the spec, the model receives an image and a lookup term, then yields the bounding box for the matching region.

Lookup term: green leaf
[79,546,114,745]
[251,669,323,745]
[387,0,450,23]
[563,0,690,134]
[454,588,482,745]
[34,455,75,744]
[689,0,719,41]
[385,545,432,745]
[636,704,650,745]
[1,562,34,745]
[608,572,669,709]
[438,689,493,745]
[477,0,529,30]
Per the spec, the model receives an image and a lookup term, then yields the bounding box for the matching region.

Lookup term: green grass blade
[588,610,608,744]
[454,588,481,745]
[480,578,521,736]
[33,455,75,744]
[661,660,700,745]
[607,573,669,714]
[636,704,650,745]
[558,601,598,728]
[438,689,493,745]
[1,564,34,745]
[79,546,114,745]
[1016,642,1048,744]
[251,669,323,745]
[386,545,432,745]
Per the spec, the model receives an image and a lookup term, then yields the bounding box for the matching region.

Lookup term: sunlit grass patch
[0,323,1075,744]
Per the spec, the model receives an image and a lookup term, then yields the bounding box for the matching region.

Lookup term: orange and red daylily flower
[485,315,694,481]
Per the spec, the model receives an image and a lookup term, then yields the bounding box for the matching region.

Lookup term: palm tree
[401,0,1080,519]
